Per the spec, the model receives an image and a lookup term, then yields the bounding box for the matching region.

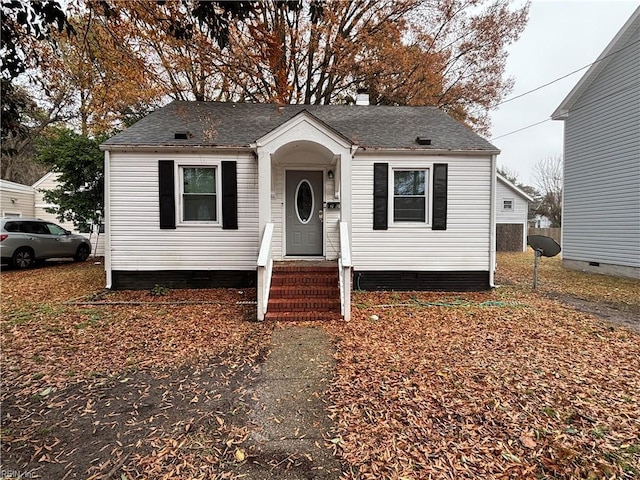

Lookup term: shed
[495,173,533,252]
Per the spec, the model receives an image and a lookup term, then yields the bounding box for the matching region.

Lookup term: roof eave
[356,146,501,156]
[497,173,534,202]
[100,144,254,152]
[552,7,639,117]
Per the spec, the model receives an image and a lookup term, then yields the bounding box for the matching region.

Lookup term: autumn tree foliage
[1,0,74,177]
[533,156,563,228]
[83,0,256,103]
[30,11,165,136]
[87,0,528,134]
[0,86,54,184]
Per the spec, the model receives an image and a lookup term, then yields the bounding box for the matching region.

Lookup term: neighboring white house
[0,173,104,257]
[552,7,639,279]
[33,172,105,257]
[101,99,501,319]
[0,179,35,218]
[495,173,532,252]
[529,215,551,229]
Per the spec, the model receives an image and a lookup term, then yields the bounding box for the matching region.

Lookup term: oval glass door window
[295,180,314,224]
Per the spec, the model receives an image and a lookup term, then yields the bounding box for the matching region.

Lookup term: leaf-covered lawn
[496,252,640,312]
[1,262,272,478]
[324,253,640,479]
[1,254,639,479]
[1,262,264,394]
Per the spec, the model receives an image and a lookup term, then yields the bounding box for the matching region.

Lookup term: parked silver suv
[0,218,92,269]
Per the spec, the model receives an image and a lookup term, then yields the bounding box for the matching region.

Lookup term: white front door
[286,170,323,256]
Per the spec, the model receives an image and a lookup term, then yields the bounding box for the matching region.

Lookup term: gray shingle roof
[102,101,498,153]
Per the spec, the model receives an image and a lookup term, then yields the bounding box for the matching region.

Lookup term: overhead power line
[495,38,640,107]
[490,81,639,141]
[491,119,551,141]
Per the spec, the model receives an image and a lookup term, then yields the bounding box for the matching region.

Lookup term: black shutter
[373,163,388,230]
[158,160,176,229]
[221,161,238,229]
[432,163,448,230]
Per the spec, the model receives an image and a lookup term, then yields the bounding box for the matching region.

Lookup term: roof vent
[355,88,370,106]
[174,131,190,140]
[416,137,432,145]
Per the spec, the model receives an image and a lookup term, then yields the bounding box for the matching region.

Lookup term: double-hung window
[393,169,427,222]
[181,167,217,222]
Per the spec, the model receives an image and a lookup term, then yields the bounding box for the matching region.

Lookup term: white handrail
[257,223,274,267]
[257,223,274,321]
[338,221,352,321]
[339,222,352,267]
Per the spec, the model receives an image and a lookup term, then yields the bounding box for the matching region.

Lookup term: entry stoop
[265,262,341,321]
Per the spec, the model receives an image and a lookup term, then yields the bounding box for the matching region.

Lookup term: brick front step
[270,273,337,287]
[267,298,341,312]
[271,265,337,273]
[264,311,342,322]
[266,262,341,320]
[269,286,337,298]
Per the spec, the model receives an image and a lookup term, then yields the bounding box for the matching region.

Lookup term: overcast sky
[488,0,638,186]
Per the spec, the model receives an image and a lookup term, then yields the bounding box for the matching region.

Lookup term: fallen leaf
[520,435,536,449]
[234,448,245,462]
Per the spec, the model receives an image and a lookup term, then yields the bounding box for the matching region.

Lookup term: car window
[25,222,49,234]
[4,221,24,232]
[46,223,67,236]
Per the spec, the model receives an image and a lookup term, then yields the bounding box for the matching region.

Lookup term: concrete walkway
[237,326,342,479]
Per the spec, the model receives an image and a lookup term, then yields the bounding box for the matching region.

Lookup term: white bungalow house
[552,7,639,279]
[495,173,532,252]
[100,97,501,320]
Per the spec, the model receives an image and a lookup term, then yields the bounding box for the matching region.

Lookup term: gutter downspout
[104,150,112,289]
[489,154,497,288]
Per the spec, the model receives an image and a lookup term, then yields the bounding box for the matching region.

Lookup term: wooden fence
[528,227,561,245]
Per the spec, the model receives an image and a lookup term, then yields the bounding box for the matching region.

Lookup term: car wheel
[12,247,34,269]
[74,244,90,262]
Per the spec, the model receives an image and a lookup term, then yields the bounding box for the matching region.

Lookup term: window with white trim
[180,166,218,222]
[393,169,428,222]
[502,198,514,211]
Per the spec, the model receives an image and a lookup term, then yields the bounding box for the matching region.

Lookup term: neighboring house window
[502,198,514,211]
[393,169,427,222]
[181,167,218,222]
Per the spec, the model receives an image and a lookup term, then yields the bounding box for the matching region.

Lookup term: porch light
[327,169,334,179]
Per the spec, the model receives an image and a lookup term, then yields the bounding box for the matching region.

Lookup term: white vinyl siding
[352,153,493,272]
[108,151,259,271]
[495,177,529,252]
[495,179,529,225]
[0,179,35,218]
[562,23,640,270]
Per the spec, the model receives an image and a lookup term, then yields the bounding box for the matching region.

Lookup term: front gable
[254,110,353,155]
